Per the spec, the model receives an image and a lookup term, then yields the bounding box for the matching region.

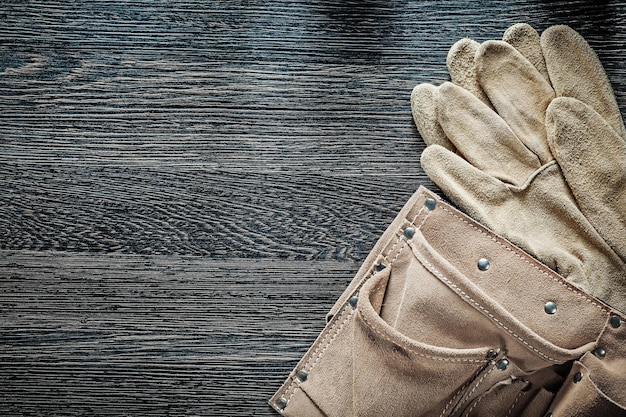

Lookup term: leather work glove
[411,24,626,313]
[271,24,626,417]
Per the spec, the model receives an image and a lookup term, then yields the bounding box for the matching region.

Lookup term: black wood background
[1,1,625,415]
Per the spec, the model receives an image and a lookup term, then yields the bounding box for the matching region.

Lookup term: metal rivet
[486,349,498,360]
[295,370,308,382]
[425,198,437,211]
[544,301,557,315]
[593,347,606,358]
[403,227,415,239]
[375,263,387,272]
[348,295,358,309]
[477,258,490,271]
[497,358,509,371]
[573,371,583,383]
[610,315,622,328]
[275,396,288,410]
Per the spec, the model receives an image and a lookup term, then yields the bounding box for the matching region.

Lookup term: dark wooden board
[0,254,354,415]
[1,0,625,415]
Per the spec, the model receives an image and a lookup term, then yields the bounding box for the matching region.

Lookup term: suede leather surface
[412,24,626,313]
[270,187,626,416]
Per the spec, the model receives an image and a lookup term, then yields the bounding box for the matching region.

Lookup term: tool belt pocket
[546,355,626,416]
[351,248,504,417]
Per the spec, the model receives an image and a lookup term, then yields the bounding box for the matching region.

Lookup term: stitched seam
[439,205,607,313]
[506,161,556,192]
[308,308,354,371]
[384,205,426,265]
[508,162,612,251]
[304,305,350,370]
[389,239,408,265]
[439,386,461,417]
[440,389,460,417]
[283,305,354,403]
[362,274,487,364]
[462,395,483,417]
[412,245,560,363]
[414,206,430,229]
[358,305,487,363]
[359,204,489,365]
[278,195,434,405]
[384,232,404,264]
[279,199,431,402]
[460,379,525,417]
[505,389,525,417]
[439,366,483,417]
[452,364,497,416]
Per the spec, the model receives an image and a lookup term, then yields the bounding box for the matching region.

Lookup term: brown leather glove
[411,24,626,313]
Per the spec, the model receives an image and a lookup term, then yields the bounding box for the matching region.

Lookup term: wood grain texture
[1,0,624,259]
[0,0,625,415]
[0,253,354,415]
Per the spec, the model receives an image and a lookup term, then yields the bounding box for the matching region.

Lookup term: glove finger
[436,82,541,187]
[546,97,626,261]
[541,25,626,140]
[476,40,555,163]
[447,24,550,106]
[446,38,493,108]
[502,23,550,83]
[411,83,456,151]
[420,144,508,222]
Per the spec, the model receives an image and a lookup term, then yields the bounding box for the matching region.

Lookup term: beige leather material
[502,23,549,82]
[411,24,626,312]
[548,360,626,416]
[270,187,626,416]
